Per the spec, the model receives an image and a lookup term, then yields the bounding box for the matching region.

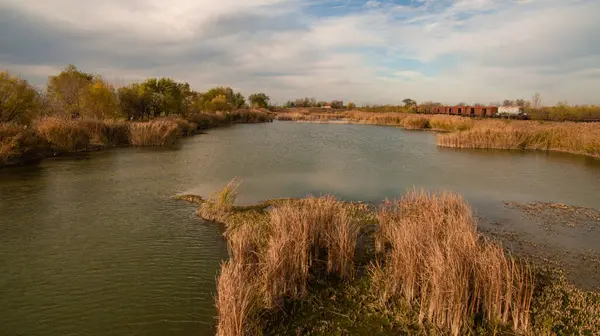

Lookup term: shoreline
[274,112,600,159]
[175,187,600,335]
[0,112,274,169]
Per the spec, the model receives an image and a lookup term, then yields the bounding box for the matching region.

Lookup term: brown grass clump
[216,260,260,336]
[198,178,243,222]
[102,119,130,146]
[429,115,474,132]
[35,117,91,152]
[262,196,358,308]
[128,119,180,146]
[402,115,430,129]
[437,121,600,158]
[77,119,109,145]
[228,110,273,124]
[188,113,228,129]
[372,189,534,335]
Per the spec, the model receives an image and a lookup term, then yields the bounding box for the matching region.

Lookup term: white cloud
[0,0,598,105]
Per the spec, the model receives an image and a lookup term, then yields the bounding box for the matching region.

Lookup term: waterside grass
[437,121,600,158]
[174,181,600,336]
[1,110,274,167]
[275,110,600,158]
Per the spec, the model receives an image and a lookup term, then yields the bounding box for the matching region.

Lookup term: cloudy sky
[1,0,598,105]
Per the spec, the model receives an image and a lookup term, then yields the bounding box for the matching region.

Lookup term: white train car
[498,106,525,117]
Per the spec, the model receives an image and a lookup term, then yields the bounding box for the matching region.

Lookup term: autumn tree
[81,77,119,119]
[347,102,356,110]
[47,65,94,118]
[0,71,42,124]
[249,93,270,109]
[502,99,515,106]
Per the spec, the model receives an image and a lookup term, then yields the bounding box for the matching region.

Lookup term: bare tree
[532,92,542,109]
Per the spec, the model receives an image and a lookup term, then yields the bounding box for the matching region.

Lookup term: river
[1,121,600,335]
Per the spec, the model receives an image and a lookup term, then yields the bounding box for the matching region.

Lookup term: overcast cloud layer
[1,0,599,105]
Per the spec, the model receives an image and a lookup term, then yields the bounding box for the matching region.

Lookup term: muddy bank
[480,201,600,290]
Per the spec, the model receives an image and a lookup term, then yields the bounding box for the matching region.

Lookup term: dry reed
[402,115,430,129]
[128,119,180,146]
[198,178,242,222]
[35,117,91,151]
[216,260,259,336]
[261,196,358,308]
[429,115,474,132]
[437,121,600,158]
[372,189,534,335]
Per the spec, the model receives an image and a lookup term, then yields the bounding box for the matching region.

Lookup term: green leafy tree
[330,100,344,109]
[0,71,42,124]
[403,98,417,107]
[249,93,270,109]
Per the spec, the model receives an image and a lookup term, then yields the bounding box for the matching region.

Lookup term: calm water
[1,121,600,335]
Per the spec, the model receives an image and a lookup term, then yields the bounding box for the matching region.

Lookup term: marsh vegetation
[180,181,600,336]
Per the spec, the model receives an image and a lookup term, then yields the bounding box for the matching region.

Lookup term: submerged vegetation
[176,181,600,336]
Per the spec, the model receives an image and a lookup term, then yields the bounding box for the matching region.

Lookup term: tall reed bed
[35,117,91,151]
[437,121,600,158]
[128,119,180,146]
[211,183,537,335]
[372,190,534,335]
[214,191,359,336]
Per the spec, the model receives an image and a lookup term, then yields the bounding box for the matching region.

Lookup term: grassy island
[175,181,600,336]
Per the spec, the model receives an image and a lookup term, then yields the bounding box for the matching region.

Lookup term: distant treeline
[1,65,272,125]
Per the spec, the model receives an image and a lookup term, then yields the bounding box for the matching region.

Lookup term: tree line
[1,65,272,124]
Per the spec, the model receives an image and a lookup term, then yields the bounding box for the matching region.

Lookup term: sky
[1,0,599,105]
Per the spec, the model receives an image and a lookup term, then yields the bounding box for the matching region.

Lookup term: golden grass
[212,181,360,335]
[372,190,534,335]
[216,260,260,336]
[198,178,243,222]
[212,189,536,335]
[262,196,358,308]
[437,121,600,158]
[402,115,430,129]
[128,119,180,146]
[35,117,91,152]
[429,114,474,132]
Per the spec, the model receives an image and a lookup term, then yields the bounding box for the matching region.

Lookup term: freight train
[415,105,528,119]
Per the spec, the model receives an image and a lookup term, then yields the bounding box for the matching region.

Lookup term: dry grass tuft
[102,119,130,146]
[216,260,260,336]
[128,119,180,146]
[35,117,91,151]
[402,115,430,129]
[198,178,243,222]
[429,115,474,132]
[261,196,358,308]
[372,189,534,335]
